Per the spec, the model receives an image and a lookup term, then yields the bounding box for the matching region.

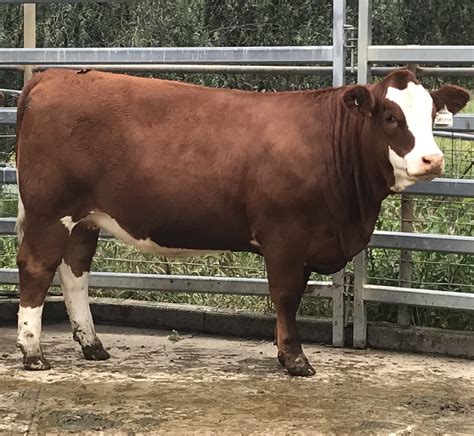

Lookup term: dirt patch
[0,323,473,434]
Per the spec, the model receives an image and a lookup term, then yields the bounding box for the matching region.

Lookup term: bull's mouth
[406,170,444,180]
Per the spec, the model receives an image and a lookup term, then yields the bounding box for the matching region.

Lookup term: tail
[15,72,44,166]
[16,188,25,244]
[15,72,44,243]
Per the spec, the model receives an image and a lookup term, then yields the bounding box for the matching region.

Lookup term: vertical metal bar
[357,0,372,84]
[353,251,368,348]
[23,3,36,83]
[331,0,346,346]
[332,0,346,86]
[331,270,345,347]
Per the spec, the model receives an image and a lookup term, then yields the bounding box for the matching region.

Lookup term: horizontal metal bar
[2,1,114,3]
[0,168,17,185]
[368,45,474,64]
[0,47,334,66]
[363,285,474,311]
[434,131,474,140]
[0,108,16,125]
[0,88,22,96]
[2,215,472,256]
[0,268,335,298]
[2,105,473,134]
[0,218,16,235]
[441,114,474,132]
[5,64,474,77]
[370,231,474,254]
[404,178,474,197]
[28,64,337,75]
[415,67,474,77]
[3,169,474,199]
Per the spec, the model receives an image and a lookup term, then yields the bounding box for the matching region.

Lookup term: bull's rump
[16,69,315,253]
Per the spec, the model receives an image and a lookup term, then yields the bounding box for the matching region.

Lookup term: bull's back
[16,69,291,251]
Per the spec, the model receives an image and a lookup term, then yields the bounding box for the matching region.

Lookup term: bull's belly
[78,212,226,257]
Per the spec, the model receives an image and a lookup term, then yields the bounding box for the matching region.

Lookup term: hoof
[23,355,51,371]
[82,343,110,361]
[279,352,316,377]
[277,351,286,367]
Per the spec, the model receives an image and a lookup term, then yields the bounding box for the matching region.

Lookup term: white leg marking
[60,216,78,235]
[16,190,25,245]
[17,305,43,356]
[58,260,97,347]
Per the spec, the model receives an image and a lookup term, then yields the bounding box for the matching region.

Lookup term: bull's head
[342,69,470,192]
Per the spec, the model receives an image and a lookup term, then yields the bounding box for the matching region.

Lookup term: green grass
[463,99,474,113]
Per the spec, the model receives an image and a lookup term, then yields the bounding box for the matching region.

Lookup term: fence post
[397,64,418,327]
[330,0,346,347]
[331,270,345,347]
[332,0,346,87]
[398,195,414,325]
[23,3,36,83]
[353,251,368,348]
[357,0,372,84]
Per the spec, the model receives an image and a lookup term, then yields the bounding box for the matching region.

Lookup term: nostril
[421,154,444,172]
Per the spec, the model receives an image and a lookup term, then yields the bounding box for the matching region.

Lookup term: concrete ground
[0,324,473,435]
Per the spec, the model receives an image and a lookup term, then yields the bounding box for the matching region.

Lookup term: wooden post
[23,3,36,84]
[398,63,417,327]
[398,195,414,325]
[353,251,368,348]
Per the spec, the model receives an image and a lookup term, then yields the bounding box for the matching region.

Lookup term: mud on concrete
[0,323,473,434]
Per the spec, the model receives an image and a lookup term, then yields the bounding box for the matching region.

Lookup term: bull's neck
[317,94,391,258]
[348,117,392,207]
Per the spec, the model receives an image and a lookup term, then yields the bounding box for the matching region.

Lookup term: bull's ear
[342,85,374,118]
[431,85,470,115]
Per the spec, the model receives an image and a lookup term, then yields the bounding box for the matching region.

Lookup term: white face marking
[16,189,25,244]
[386,82,444,192]
[388,148,418,192]
[58,260,97,347]
[84,211,223,257]
[17,305,43,356]
[60,216,78,234]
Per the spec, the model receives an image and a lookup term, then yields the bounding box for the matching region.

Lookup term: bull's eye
[385,114,396,124]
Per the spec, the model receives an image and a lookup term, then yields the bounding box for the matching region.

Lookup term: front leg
[264,252,315,377]
[274,266,311,348]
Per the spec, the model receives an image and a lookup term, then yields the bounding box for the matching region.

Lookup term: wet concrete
[0,323,473,434]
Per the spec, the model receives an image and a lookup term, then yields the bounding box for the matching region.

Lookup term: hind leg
[58,222,109,361]
[17,221,68,370]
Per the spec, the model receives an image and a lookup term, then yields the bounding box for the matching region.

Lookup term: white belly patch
[81,211,222,258]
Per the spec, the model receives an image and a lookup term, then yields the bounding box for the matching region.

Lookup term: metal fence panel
[353,0,474,349]
[363,285,474,311]
[0,47,334,65]
[0,268,337,297]
[367,46,474,64]
[369,231,474,255]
